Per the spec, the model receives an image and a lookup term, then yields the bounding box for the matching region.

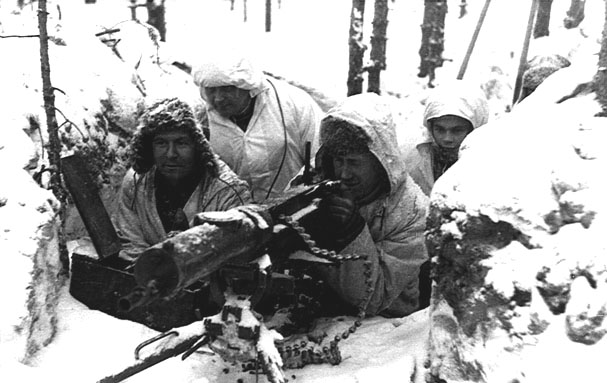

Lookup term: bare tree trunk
[37,0,69,276]
[243,0,248,22]
[564,0,585,29]
[347,0,366,96]
[130,0,138,21]
[513,0,539,105]
[418,0,447,87]
[146,0,166,41]
[368,0,389,94]
[596,0,607,116]
[534,0,553,38]
[265,0,272,32]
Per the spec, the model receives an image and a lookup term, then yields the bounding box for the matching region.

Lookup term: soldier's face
[152,130,197,184]
[202,86,252,119]
[430,115,473,149]
[332,152,384,203]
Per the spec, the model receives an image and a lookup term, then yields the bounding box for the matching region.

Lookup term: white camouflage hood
[318,92,406,194]
[422,80,490,143]
[192,52,268,98]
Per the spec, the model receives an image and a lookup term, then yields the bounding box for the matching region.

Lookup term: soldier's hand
[324,194,358,227]
[320,192,365,248]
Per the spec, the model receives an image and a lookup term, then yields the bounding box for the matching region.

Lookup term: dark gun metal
[117,279,159,312]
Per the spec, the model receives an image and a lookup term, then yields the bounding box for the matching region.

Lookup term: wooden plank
[61,154,121,259]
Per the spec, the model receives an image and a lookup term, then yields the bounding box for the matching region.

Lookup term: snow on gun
[117,205,273,312]
[118,179,341,312]
[100,180,342,383]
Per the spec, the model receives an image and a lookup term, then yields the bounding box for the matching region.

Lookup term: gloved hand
[324,194,358,227]
[319,192,365,251]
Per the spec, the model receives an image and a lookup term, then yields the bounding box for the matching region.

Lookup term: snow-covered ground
[0,0,605,382]
[18,283,428,383]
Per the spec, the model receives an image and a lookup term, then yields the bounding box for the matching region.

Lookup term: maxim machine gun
[118,179,343,313]
[97,179,374,383]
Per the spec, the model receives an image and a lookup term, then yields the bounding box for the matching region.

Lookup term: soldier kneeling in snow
[305,92,429,318]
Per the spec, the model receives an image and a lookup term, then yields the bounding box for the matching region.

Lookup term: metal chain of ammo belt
[258,214,375,369]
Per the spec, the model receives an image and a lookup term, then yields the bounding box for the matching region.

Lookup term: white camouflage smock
[315,93,429,317]
[194,56,322,202]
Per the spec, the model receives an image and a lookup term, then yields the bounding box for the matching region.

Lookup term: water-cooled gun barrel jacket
[404,81,489,196]
[114,158,252,259]
[194,57,322,202]
[315,93,430,317]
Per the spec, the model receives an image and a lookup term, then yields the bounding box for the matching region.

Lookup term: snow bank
[426,48,607,382]
[0,112,62,365]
